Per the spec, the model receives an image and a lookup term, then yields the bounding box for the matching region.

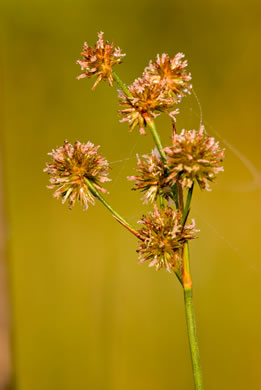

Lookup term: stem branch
[181,184,194,226]
[143,115,166,162]
[177,183,184,212]
[112,71,133,98]
[85,178,140,238]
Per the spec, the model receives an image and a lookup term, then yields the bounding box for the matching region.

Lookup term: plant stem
[112,71,132,98]
[177,183,184,212]
[183,243,204,390]
[181,184,194,226]
[85,178,140,238]
[143,115,167,162]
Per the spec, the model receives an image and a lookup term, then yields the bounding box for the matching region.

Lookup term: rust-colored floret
[119,76,179,134]
[44,141,111,209]
[165,127,225,190]
[144,53,192,101]
[137,206,198,272]
[128,149,171,203]
[77,31,125,89]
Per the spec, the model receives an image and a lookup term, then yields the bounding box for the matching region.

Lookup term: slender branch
[177,183,184,212]
[183,243,204,390]
[85,178,139,237]
[175,269,183,286]
[143,115,167,162]
[112,71,133,98]
[181,183,194,226]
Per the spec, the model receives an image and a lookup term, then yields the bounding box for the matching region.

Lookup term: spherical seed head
[118,76,178,134]
[137,206,198,272]
[44,141,111,209]
[128,149,171,203]
[144,53,192,100]
[77,31,125,89]
[165,127,225,191]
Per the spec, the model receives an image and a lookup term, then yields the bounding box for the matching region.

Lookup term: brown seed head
[144,53,192,101]
[118,76,178,134]
[77,32,125,89]
[44,141,111,209]
[165,127,225,190]
[137,205,198,272]
[128,149,171,203]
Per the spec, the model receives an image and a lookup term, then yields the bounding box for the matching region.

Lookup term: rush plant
[44,32,225,390]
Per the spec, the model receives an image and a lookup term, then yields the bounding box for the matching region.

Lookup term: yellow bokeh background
[1,1,261,389]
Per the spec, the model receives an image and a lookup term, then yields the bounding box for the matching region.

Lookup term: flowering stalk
[44,32,226,390]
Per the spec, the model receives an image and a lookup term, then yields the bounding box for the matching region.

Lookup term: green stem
[177,183,184,212]
[181,183,194,226]
[112,71,133,98]
[85,178,139,237]
[183,243,204,390]
[175,270,183,286]
[144,116,166,162]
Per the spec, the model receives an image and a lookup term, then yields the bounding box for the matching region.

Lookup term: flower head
[165,127,225,190]
[128,149,171,203]
[44,141,111,209]
[137,206,198,272]
[144,53,192,100]
[77,31,125,89]
[118,76,178,135]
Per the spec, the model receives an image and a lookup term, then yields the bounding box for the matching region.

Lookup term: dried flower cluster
[137,206,198,272]
[165,127,225,190]
[77,32,125,89]
[128,149,171,203]
[44,141,110,209]
[129,127,224,206]
[144,53,192,100]
[45,32,225,280]
[118,53,191,134]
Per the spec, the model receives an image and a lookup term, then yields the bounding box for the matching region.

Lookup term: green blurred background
[1,0,261,389]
